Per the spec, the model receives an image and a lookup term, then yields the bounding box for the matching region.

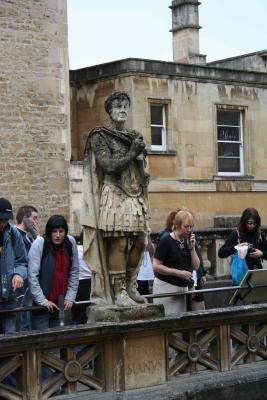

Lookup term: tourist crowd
[1,196,267,334]
[0,198,90,334]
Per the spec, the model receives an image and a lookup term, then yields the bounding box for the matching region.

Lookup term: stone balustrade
[1,303,267,399]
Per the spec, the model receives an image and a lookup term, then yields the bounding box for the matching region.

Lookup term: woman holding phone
[153,208,200,315]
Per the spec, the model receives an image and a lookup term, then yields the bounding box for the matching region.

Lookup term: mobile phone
[187,232,193,251]
[23,217,38,239]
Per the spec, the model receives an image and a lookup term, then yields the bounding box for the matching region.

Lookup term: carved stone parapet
[187,342,201,362]
[64,360,82,382]
[247,335,259,353]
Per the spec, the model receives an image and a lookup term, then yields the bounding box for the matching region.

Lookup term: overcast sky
[67,0,267,70]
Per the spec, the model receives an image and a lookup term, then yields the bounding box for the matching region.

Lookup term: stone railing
[1,303,267,399]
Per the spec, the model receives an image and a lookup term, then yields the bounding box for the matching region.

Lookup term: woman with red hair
[153,209,200,315]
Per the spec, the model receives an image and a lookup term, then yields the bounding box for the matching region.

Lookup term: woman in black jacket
[218,208,267,270]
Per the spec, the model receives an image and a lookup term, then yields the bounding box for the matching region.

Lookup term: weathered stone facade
[70,59,267,234]
[209,50,267,73]
[0,0,70,229]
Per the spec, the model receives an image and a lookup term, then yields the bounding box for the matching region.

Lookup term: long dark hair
[45,215,68,238]
[43,215,68,251]
[238,208,261,239]
[42,215,72,261]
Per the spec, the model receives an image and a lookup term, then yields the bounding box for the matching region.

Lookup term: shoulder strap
[41,236,49,264]
[65,236,73,260]
[9,225,16,248]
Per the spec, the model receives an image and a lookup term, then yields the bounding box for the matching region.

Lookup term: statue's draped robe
[81,127,150,306]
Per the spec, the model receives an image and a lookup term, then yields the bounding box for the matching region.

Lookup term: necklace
[173,231,185,249]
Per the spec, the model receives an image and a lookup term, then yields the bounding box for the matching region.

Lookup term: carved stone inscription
[124,335,166,389]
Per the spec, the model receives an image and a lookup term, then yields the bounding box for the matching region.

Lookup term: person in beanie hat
[0,198,28,334]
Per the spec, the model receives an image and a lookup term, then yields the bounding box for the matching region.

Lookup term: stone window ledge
[147,149,177,156]
[213,175,254,181]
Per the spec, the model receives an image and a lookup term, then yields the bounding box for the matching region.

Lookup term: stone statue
[81,91,150,307]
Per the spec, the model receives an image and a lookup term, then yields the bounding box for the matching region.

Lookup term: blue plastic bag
[231,252,248,285]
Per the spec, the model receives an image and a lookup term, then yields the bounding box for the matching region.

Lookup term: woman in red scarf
[28,215,79,329]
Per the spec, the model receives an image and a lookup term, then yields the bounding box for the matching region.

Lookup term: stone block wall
[0,0,70,231]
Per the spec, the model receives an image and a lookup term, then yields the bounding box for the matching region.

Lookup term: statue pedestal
[88,303,164,323]
[88,303,166,391]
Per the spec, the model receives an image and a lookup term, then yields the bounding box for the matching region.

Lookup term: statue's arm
[91,133,144,174]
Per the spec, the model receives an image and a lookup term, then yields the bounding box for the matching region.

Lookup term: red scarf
[48,246,70,304]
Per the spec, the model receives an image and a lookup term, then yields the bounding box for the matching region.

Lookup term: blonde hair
[173,208,194,230]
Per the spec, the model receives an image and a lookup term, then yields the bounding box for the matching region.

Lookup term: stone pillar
[200,239,212,274]
[0,0,70,228]
[211,239,232,278]
[169,0,206,64]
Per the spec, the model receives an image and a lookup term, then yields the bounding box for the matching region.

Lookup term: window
[217,108,244,175]
[150,104,166,150]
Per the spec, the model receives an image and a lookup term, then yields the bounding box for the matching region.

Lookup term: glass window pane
[217,110,239,126]
[218,157,240,173]
[151,105,163,125]
[218,143,240,157]
[151,127,163,146]
[217,126,240,141]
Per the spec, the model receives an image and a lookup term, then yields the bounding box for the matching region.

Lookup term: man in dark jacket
[0,198,28,334]
[16,205,38,252]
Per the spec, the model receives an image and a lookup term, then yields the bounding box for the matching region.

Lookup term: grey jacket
[28,235,79,306]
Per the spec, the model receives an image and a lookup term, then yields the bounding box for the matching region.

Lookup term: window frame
[150,103,167,151]
[216,107,244,176]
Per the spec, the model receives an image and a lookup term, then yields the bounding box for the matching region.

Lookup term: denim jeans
[17,285,30,331]
[0,299,16,334]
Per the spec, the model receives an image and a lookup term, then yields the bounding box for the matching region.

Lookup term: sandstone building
[1,0,267,242]
[0,0,70,228]
[70,0,267,236]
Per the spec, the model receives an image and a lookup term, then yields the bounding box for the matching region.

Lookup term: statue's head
[104,91,131,116]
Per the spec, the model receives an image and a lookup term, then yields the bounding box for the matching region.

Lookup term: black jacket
[218,230,267,270]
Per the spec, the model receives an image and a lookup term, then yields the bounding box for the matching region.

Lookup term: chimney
[170,0,206,64]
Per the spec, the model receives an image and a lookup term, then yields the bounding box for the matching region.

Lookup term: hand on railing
[64,299,73,310]
[44,300,59,312]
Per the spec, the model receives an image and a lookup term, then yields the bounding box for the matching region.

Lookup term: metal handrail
[144,284,267,299]
[1,284,267,315]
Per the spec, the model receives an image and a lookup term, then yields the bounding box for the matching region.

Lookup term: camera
[247,244,255,254]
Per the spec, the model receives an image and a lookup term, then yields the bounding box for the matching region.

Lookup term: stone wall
[0,0,70,231]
